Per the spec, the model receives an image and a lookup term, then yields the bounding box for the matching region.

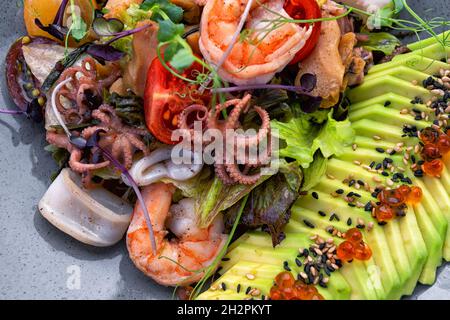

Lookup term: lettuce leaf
[271,111,354,168]
[301,152,328,191]
[361,32,401,55]
[224,161,303,247]
[163,168,270,227]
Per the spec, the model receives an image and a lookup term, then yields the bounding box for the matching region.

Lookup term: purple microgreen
[0,98,44,123]
[86,44,125,62]
[87,129,157,255]
[69,135,88,149]
[104,24,152,46]
[26,98,44,123]
[92,17,124,37]
[34,0,69,41]
[84,24,152,63]
[0,109,25,115]
[299,73,317,93]
[212,84,319,96]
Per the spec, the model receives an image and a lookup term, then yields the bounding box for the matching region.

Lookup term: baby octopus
[46,105,149,187]
[206,94,272,185]
[55,57,121,124]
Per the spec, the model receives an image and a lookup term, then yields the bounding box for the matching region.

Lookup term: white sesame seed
[246,273,255,280]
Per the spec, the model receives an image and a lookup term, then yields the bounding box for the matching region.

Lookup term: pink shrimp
[199,0,312,85]
[126,183,227,286]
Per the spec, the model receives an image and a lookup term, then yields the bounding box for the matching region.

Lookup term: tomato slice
[144,58,210,145]
[284,0,322,64]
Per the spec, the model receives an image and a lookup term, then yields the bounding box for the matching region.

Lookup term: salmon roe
[373,185,423,223]
[337,228,372,262]
[422,159,444,177]
[419,127,450,177]
[270,272,324,300]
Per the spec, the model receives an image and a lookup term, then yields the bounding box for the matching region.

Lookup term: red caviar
[337,241,355,261]
[420,127,440,144]
[419,127,450,177]
[338,228,372,262]
[374,185,422,223]
[437,134,450,154]
[345,228,363,243]
[422,159,444,177]
[270,272,324,300]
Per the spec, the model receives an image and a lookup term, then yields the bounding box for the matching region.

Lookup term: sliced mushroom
[39,169,133,247]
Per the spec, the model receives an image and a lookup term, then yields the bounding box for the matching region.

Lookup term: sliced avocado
[330,152,446,285]
[392,42,450,63]
[347,76,433,104]
[349,104,430,128]
[407,31,450,51]
[297,190,403,299]
[201,231,351,300]
[289,207,381,299]
[350,93,428,112]
[314,178,422,294]
[351,119,408,143]
[364,65,430,83]
[368,55,448,76]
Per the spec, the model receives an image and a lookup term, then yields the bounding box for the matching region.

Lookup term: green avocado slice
[347,76,433,104]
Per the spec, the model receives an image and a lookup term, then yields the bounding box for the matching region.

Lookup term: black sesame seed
[222,257,230,261]
[308,274,315,284]
[283,261,291,271]
[303,219,315,228]
[336,189,344,194]
[357,180,365,186]
[376,147,385,153]
[221,282,227,291]
[330,213,340,222]
[347,218,352,226]
[312,192,319,199]
[349,179,356,187]
[348,203,356,207]
[246,287,252,295]
[318,210,327,217]
[384,101,391,107]
[303,249,309,257]
[378,221,387,226]
[237,284,241,293]
[319,281,328,288]
[382,171,389,177]
[375,163,382,170]
[364,202,373,212]
[370,161,375,168]
[356,224,365,229]
[295,258,302,267]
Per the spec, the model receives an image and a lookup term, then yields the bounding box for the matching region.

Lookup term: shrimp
[126,183,228,286]
[199,0,312,85]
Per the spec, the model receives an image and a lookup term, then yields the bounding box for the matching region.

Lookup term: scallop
[38,169,133,247]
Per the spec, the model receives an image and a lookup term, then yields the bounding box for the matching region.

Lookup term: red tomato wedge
[284,0,322,64]
[144,58,210,145]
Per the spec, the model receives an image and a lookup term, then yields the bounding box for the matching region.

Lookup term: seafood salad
[2,0,450,300]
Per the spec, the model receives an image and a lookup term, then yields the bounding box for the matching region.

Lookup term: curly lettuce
[271,111,355,169]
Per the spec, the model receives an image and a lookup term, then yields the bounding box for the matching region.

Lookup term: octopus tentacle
[225,162,262,186]
[215,164,236,186]
[125,133,150,156]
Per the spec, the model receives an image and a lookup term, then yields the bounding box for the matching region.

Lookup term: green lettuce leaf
[301,152,327,191]
[165,168,270,227]
[361,32,401,55]
[271,111,354,168]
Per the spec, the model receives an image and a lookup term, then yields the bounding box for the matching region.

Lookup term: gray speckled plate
[0,1,448,300]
